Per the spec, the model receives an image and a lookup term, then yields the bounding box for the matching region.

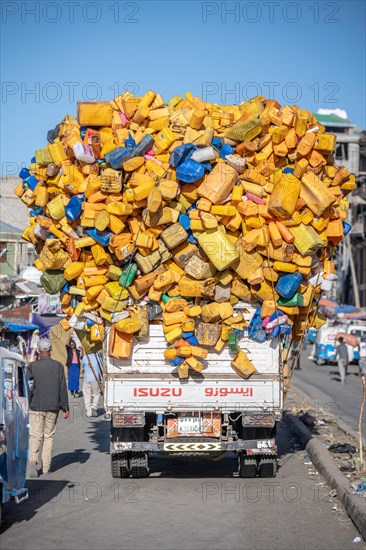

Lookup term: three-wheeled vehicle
[0,347,29,525]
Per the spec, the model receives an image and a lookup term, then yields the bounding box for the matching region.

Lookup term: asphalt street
[293,351,366,434]
[1,390,362,550]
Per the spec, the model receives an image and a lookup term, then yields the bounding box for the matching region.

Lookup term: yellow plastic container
[300,172,335,217]
[231,349,256,379]
[64,262,84,282]
[198,162,238,204]
[165,327,183,344]
[48,142,67,164]
[47,194,65,220]
[268,174,301,218]
[198,227,239,271]
[77,102,113,126]
[162,311,188,326]
[91,243,108,266]
[289,223,324,256]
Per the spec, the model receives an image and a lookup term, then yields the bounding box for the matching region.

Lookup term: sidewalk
[293,351,365,437]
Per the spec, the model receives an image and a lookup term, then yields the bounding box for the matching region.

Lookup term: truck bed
[104,305,283,413]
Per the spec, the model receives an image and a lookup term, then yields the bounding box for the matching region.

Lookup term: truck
[315,320,366,364]
[104,304,282,479]
[0,347,29,526]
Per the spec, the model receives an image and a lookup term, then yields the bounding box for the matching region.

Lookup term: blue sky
[1,0,365,174]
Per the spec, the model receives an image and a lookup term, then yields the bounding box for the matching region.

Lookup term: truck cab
[0,347,29,525]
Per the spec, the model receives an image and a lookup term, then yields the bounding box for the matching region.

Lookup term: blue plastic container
[30,206,44,217]
[188,234,198,245]
[343,221,352,236]
[19,167,30,180]
[219,144,234,159]
[131,134,154,157]
[23,175,38,191]
[125,133,136,149]
[248,309,267,342]
[87,229,111,246]
[283,167,293,174]
[169,144,197,168]
[176,159,204,183]
[65,195,83,221]
[185,335,198,345]
[170,357,185,367]
[275,272,302,299]
[179,214,190,230]
[212,137,223,150]
[279,323,292,335]
[105,147,131,169]
[182,332,194,339]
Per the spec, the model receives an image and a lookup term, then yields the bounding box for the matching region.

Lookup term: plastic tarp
[4,322,38,333]
[31,313,62,337]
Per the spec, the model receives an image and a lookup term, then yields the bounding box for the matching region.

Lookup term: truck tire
[130,452,149,478]
[111,453,130,478]
[258,458,277,478]
[239,455,257,478]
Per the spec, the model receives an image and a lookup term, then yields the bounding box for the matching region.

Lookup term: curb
[284,411,366,541]
[292,382,366,448]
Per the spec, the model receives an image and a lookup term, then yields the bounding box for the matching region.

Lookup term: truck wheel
[130,452,149,478]
[239,455,257,478]
[258,458,277,478]
[111,453,130,478]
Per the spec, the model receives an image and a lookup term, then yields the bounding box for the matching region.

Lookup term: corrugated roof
[0,220,22,234]
[314,113,354,126]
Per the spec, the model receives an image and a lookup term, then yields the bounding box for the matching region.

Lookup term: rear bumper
[111,439,277,454]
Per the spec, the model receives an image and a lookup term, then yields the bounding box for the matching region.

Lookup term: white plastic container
[72,142,95,164]
[191,146,216,163]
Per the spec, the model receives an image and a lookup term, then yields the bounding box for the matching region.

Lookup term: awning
[4,322,38,333]
[31,313,63,337]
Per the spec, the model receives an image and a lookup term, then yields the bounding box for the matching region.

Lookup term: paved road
[293,351,366,434]
[1,393,362,550]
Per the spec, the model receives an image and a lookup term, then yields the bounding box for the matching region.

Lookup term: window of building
[335,143,349,161]
[0,243,8,264]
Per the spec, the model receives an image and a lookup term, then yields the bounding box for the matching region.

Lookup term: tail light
[112,412,145,428]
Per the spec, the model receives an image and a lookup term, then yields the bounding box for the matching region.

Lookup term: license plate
[177,417,203,434]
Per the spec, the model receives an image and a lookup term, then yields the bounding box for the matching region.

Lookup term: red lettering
[161,388,170,397]
[172,388,182,397]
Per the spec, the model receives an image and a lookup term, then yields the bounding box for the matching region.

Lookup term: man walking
[81,352,101,418]
[335,336,349,384]
[26,339,69,477]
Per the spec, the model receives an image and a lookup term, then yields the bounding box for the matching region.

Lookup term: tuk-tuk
[0,347,29,525]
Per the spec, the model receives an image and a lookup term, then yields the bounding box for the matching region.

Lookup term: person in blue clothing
[66,338,81,397]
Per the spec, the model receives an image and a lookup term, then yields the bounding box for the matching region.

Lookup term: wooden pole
[359,376,366,473]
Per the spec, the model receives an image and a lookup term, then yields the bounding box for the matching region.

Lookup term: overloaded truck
[104,304,281,479]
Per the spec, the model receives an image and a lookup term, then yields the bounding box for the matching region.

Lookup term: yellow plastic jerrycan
[231,349,256,379]
[198,227,239,271]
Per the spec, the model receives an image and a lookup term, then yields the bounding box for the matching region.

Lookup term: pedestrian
[81,352,102,418]
[359,335,366,377]
[66,338,82,398]
[0,333,10,349]
[29,328,40,361]
[26,338,69,478]
[335,336,349,383]
[16,334,27,358]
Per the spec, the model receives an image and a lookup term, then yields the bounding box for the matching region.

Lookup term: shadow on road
[86,418,110,454]
[0,480,69,534]
[51,448,90,472]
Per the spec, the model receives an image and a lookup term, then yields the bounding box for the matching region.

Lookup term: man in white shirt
[81,352,102,418]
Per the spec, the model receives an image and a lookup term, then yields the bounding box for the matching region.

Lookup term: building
[0,176,36,304]
[315,113,366,306]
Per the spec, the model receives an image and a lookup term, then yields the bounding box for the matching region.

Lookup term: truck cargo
[13,90,353,478]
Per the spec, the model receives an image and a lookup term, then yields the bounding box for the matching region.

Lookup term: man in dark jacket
[26,338,69,477]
